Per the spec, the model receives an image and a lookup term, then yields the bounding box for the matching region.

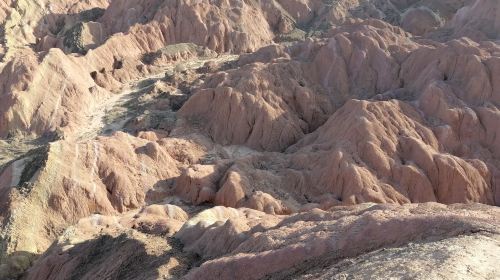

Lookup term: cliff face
[0,0,499,279]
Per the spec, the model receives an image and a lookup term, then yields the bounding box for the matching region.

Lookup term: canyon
[0,0,499,279]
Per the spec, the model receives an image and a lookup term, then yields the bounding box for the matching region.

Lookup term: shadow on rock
[23,232,196,280]
[0,251,39,280]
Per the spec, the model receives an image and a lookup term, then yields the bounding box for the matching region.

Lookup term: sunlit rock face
[0,0,499,279]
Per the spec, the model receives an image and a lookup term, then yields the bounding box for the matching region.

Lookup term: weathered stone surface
[0,0,499,279]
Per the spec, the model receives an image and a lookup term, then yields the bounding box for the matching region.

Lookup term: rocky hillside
[0,0,499,279]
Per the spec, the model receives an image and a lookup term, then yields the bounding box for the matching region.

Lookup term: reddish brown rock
[1,0,500,279]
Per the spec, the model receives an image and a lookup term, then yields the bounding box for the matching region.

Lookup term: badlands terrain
[0,0,499,279]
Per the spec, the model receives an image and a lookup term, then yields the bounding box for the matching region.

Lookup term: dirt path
[0,54,238,168]
[75,54,238,142]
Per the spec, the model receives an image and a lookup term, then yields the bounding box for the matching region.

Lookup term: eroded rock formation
[0,0,499,279]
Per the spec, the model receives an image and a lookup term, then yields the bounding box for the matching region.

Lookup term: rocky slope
[0,0,499,279]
